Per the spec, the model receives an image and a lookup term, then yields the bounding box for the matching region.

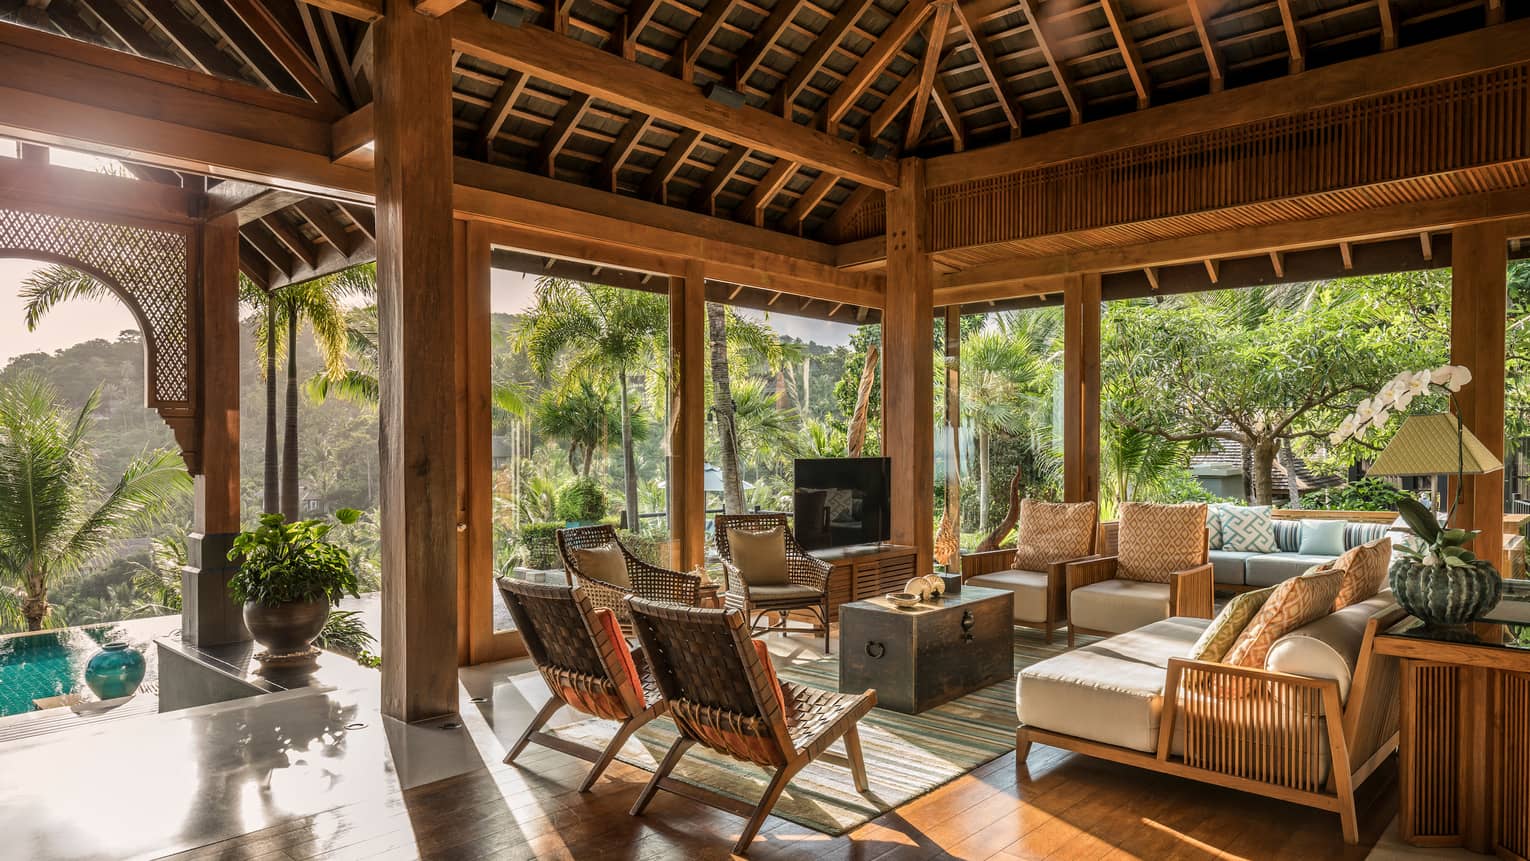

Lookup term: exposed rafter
[732,0,807,89]
[125,0,248,81]
[479,70,528,157]
[691,143,748,214]
[1187,0,1226,92]
[537,92,591,177]
[865,65,922,144]
[1377,0,1398,50]
[951,0,1019,135]
[675,0,736,78]
[601,111,652,191]
[905,6,952,150]
[1275,0,1305,74]
[448,6,898,189]
[775,0,877,117]
[642,127,702,203]
[1099,0,1148,109]
[822,0,935,129]
[931,77,964,151]
[1018,0,1081,125]
[739,158,797,227]
[225,0,348,115]
[782,171,838,233]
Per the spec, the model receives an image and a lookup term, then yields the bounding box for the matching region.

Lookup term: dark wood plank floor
[161,729,1396,861]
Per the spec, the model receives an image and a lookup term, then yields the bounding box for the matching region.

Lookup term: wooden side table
[698,581,724,609]
[1376,619,1530,858]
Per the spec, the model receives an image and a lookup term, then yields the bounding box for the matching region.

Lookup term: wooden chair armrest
[1046,554,1106,617]
[961,548,1016,579]
[1065,556,1118,593]
[1169,563,1216,619]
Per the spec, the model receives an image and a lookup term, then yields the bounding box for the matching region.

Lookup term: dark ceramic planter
[1389,558,1501,627]
[84,642,146,700]
[243,598,329,661]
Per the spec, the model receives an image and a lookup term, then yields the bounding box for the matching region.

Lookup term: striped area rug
[547,629,1073,836]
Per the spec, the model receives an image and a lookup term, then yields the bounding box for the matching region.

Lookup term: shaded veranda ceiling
[1,0,1521,245]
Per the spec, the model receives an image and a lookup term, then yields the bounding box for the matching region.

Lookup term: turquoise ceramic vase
[1389,558,1502,627]
[84,642,146,700]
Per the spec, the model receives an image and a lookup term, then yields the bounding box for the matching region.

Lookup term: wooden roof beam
[1275,0,1305,73]
[951,0,1019,135]
[823,0,936,128]
[1377,0,1398,50]
[536,92,591,177]
[690,143,749,214]
[243,221,295,276]
[782,171,838,233]
[733,0,809,88]
[1099,0,1149,109]
[865,65,923,144]
[294,199,356,254]
[296,0,382,23]
[125,0,249,82]
[931,77,965,151]
[260,213,320,268]
[739,158,797,227]
[642,127,703,203]
[224,0,348,116]
[600,112,652,191]
[479,70,528,157]
[621,0,663,60]
[449,6,898,189]
[76,0,168,60]
[1019,0,1081,124]
[776,0,877,117]
[1186,0,1226,92]
[905,6,952,149]
[414,0,469,15]
[676,0,737,77]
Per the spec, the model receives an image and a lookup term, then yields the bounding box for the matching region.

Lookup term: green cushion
[1189,586,1277,662]
[1297,519,1347,556]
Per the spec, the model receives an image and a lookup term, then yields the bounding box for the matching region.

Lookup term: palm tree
[126,533,188,615]
[514,279,668,529]
[20,263,372,517]
[705,305,797,515]
[0,376,192,630]
[532,379,646,476]
[960,325,1046,533]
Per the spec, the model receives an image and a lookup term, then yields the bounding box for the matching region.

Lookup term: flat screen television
[793,457,891,550]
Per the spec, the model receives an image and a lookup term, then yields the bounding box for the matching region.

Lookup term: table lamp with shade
[1365,409,1504,626]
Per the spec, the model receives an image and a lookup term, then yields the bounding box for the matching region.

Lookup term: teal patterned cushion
[1206,503,1227,550]
[1220,505,1278,553]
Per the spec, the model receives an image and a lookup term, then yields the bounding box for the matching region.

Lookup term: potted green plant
[228,510,362,663]
[556,477,609,527]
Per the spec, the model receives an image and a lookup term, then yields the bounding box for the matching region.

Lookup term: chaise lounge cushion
[1070,578,1171,635]
[1017,617,1209,753]
[1244,553,1336,587]
[1209,549,1257,586]
[967,569,1049,623]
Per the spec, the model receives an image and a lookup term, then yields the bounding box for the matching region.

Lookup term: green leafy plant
[1394,496,1480,569]
[1302,478,1412,512]
[556,477,609,523]
[315,609,376,658]
[227,510,362,607]
[514,521,563,569]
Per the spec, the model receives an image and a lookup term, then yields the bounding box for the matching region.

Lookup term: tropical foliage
[227,510,362,607]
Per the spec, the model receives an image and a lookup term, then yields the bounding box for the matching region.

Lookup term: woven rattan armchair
[494,577,667,792]
[624,596,876,856]
[558,524,700,625]
[713,513,832,652]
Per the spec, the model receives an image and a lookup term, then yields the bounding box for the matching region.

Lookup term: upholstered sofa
[1210,519,1392,589]
[1015,592,1404,844]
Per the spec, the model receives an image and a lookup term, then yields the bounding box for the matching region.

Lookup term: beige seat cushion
[967,569,1049,623]
[1070,578,1171,635]
[727,527,789,586]
[1013,500,1096,572]
[573,544,629,588]
[742,584,820,603]
[1331,538,1392,610]
[1017,617,1209,753]
[1117,502,1208,583]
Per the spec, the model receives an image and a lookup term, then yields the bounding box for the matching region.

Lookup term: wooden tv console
[810,543,919,621]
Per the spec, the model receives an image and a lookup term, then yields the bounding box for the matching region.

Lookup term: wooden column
[183,211,246,646]
[1450,223,1507,572]
[376,0,460,722]
[938,305,961,569]
[884,159,935,572]
[1062,272,1101,504]
[456,220,495,665]
[669,260,707,571]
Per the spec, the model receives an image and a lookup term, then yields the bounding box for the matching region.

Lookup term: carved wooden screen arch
[0,205,200,471]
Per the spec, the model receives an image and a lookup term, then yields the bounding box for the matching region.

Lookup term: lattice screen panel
[0,207,191,410]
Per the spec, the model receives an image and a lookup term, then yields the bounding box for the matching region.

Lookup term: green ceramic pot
[84,642,146,700]
[1389,558,1502,626]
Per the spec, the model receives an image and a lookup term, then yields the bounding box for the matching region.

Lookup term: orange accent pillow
[1223,568,1344,672]
[592,607,644,709]
[752,639,786,712]
[1331,537,1392,610]
[1013,499,1097,572]
[1117,502,1208,583]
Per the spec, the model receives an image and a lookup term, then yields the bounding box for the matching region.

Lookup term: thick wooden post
[456,220,494,665]
[1063,273,1101,504]
[1451,223,1507,573]
[376,1,459,722]
[884,159,935,572]
[669,260,706,570]
[183,211,246,646]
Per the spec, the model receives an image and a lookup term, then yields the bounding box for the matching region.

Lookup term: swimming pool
[0,623,161,716]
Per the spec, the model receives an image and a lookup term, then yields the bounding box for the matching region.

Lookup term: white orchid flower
[1354,398,1377,424]
[1448,365,1472,390]
[1431,365,1454,386]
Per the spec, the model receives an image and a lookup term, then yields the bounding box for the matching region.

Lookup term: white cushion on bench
[967,569,1048,623]
[1266,591,1394,704]
[1017,616,1209,753]
[1070,579,1171,635]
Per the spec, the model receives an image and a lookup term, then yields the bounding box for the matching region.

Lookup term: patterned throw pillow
[1219,505,1277,553]
[1189,586,1277,662]
[1117,502,1208,583]
[1331,537,1392,610]
[1012,499,1097,572]
[1206,503,1227,550]
[1223,568,1344,672]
